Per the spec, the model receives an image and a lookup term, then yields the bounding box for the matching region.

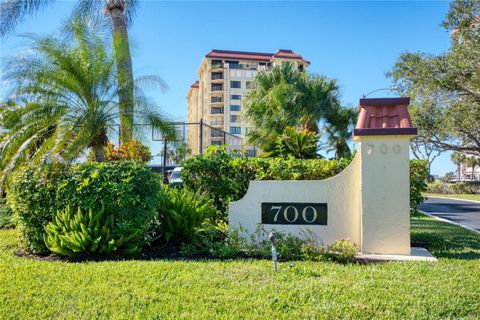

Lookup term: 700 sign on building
[230,97,421,257]
[261,203,327,225]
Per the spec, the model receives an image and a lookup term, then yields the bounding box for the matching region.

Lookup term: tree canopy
[0,17,171,191]
[243,62,356,159]
[388,0,480,157]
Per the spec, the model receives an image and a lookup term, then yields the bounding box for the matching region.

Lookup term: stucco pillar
[354,98,417,255]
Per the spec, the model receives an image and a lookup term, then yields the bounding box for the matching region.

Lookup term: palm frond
[0,0,54,37]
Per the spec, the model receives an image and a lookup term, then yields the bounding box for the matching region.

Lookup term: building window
[230,81,241,89]
[211,141,222,146]
[211,72,223,80]
[230,115,239,123]
[230,127,241,135]
[230,105,241,112]
[211,96,222,103]
[230,94,241,100]
[211,84,223,91]
[246,81,252,89]
[211,128,223,137]
[211,107,224,114]
[227,61,239,69]
[246,149,256,157]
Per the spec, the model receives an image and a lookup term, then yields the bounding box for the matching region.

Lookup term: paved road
[419,197,480,232]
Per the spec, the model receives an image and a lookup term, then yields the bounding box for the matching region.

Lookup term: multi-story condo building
[187,49,309,155]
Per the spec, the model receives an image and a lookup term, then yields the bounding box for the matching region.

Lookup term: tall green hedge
[182,147,429,218]
[181,147,351,216]
[7,163,70,254]
[8,161,160,254]
[410,160,429,214]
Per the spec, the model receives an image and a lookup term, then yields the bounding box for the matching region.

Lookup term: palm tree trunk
[105,0,134,144]
[92,145,106,162]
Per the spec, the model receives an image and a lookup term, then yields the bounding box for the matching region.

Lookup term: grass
[424,193,480,202]
[1,216,480,319]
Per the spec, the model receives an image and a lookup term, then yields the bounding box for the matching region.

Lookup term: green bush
[451,181,480,194]
[181,146,350,216]
[155,186,216,243]
[7,163,70,254]
[325,239,358,264]
[181,223,327,261]
[183,147,428,217]
[8,161,160,254]
[45,207,142,257]
[427,181,480,194]
[410,160,429,215]
[427,182,454,194]
[58,161,159,247]
[0,197,13,229]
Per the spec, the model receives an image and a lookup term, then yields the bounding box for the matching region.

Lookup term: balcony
[211,128,224,138]
[211,96,223,103]
[227,63,259,70]
[211,84,223,92]
[210,63,224,71]
[211,107,224,115]
[211,72,224,80]
[210,118,224,126]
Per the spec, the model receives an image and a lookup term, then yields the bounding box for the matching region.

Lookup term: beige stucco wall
[229,135,412,255]
[359,136,411,255]
[186,87,199,154]
[229,154,361,246]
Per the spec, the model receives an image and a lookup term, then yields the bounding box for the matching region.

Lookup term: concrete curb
[424,195,480,204]
[418,210,480,234]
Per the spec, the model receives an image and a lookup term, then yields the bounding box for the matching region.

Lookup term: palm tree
[270,126,319,159]
[451,151,466,182]
[243,62,350,157]
[0,0,137,143]
[0,17,171,191]
[465,156,479,181]
[320,106,357,159]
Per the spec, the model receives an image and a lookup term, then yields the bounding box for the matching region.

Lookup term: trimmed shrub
[45,206,143,257]
[410,160,429,215]
[0,196,13,229]
[155,186,216,243]
[325,239,358,264]
[427,181,480,194]
[427,182,454,194]
[451,181,480,194]
[182,146,350,216]
[183,146,428,216]
[58,161,159,245]
[7,163,70,254]
[8,161,160,254]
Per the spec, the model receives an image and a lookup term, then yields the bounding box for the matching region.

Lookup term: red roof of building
[353,98,417,137]
[205,49,309,64]
[190,81,199,88]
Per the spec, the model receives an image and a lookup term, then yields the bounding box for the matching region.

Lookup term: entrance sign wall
[229,97,417,255]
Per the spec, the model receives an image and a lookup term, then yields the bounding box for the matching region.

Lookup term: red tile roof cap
[206,49,273,62]
[205,49,309,64]
[353,97,417,137]
[190,81,199,88]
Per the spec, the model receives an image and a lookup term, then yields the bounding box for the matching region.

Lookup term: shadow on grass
[411,215,480,260]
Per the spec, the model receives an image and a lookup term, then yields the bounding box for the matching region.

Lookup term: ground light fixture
[268,231,278,272]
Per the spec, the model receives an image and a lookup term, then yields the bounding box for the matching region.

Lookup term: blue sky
[0,1,456,174]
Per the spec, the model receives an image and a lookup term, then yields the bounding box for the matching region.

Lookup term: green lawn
[424,193,480,202]
[1,216,480,319]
